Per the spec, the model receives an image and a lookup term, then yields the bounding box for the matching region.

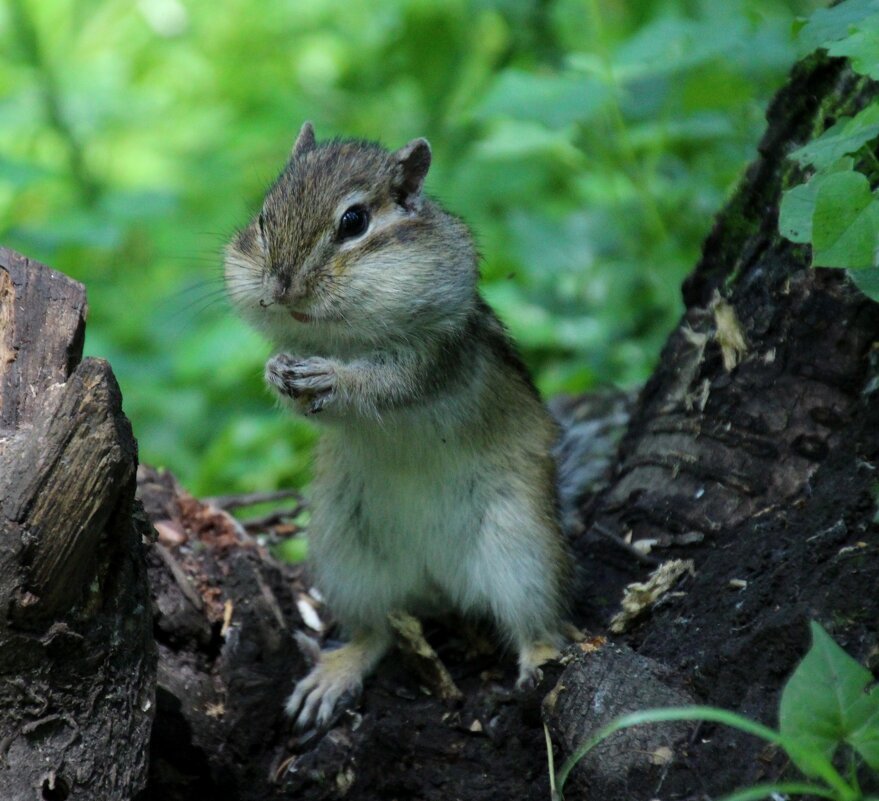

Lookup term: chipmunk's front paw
[265,354,338,415]
[285,660,363,729]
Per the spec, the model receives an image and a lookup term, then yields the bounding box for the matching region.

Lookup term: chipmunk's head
[225,122,477,349]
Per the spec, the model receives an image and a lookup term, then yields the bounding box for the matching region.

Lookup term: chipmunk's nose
[271,272,292,303]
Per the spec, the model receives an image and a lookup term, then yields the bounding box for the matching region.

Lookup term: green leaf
[779,158,854,244]
[827,15,879,79]
[474,120,582,162]
[483,282,602,350]
[780,181,819,244]
[0,155,54,186]
[812,170,879,269]
[779,621,879,775]
[850,264,879,301]
[475,69,611,128]
[790,105,879,170]
[850,703,879,768]
[609,17,742,81]
[796,0,879,54]
[625,113,733,149]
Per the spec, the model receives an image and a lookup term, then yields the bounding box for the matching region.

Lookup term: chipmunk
[225,122,572,728]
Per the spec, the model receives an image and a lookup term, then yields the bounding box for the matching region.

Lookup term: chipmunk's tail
[550,391,634,535]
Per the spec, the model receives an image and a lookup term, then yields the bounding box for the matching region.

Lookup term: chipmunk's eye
[338,205,369,240]
[257,212,267,236]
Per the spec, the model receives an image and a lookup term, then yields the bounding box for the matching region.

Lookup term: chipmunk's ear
[392,138,431,208]
[291,121,316,159]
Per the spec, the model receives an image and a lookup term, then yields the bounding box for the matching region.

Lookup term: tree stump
[0,248,154,801]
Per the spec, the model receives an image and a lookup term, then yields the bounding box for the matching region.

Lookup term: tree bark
[0,248,155,801]
[547,53,879,799]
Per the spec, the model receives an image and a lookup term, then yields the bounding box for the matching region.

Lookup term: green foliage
[796,0,879,54]
[780,1,879,299]
[830,23,879,79]
[781,623,879,775]
[275,536,309,564]
[554,621,879,801]
[812,171,879,268]
[0,0,815,495]
[790,106,879,172]
[779,156,854,243]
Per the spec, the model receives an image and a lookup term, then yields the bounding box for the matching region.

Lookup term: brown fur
[225,125,572,729]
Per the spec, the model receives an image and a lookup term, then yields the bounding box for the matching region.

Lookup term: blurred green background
[1,0,817,496]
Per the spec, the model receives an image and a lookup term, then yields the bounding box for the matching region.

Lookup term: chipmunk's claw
[515,665,544,691]
[266,354,338,415]
[286,631,388,730]
[515,640,560,691]
[285,663,363,729]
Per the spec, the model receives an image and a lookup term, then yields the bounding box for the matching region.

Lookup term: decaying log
[0,248,155,801]
[136,467,305,801]
[548,54,879,799]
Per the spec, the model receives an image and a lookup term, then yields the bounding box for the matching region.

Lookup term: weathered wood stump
[0,248,154,801]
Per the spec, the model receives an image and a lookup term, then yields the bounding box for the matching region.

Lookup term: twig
[205,489,305,511]
[153,542,204,611]
[388,611,463,703]
[240,504,306,531]
[592,522,660,567]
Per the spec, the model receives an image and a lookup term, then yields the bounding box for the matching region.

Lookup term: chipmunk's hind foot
[285,662,363,729]
[285,630,389,729]
[515,640,561,691]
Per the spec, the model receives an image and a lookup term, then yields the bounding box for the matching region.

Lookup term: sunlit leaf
[778,158,854,244]
[101,190,179,221]
[0,156,55,186]
[10,217,123,251]
[811,170,879,269]
[275,537,308,564]
[624,113,733,149]
[612,17,743,81]
[796,0,879,54]
[473,120,581,161]
[790,105,879,170]
[827,14,879,78]
[475,69,612,128]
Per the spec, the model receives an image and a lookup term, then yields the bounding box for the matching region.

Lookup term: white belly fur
[308,414,486,630]
[305,394,562,651]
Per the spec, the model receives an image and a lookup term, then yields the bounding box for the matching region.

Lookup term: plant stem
[716,781,840,801]
[555,707,857,801]
[544,723,558,801]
